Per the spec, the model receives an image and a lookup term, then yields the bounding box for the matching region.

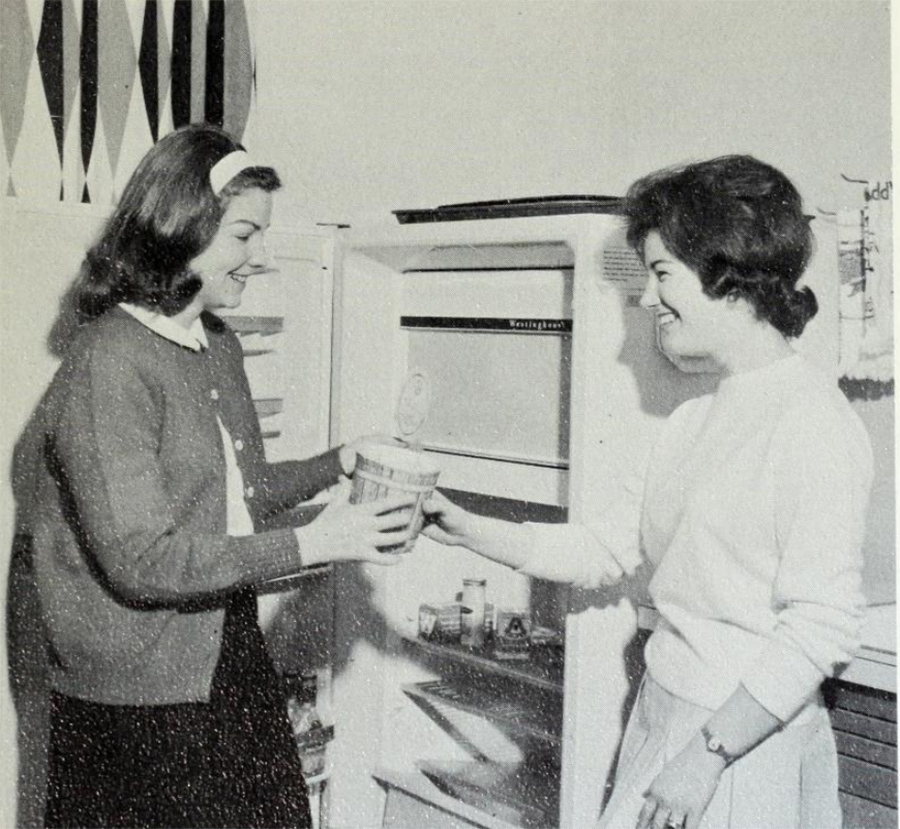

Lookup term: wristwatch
[701,725,737,766]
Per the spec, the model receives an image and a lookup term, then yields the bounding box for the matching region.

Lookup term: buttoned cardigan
[32,307,344,704]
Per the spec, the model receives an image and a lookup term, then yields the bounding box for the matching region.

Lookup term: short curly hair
[74,123,281,321]
[623,155,817,338]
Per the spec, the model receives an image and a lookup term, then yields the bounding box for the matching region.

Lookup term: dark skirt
[44,589,312,829]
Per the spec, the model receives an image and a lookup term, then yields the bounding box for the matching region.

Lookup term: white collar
[118,303,209,351]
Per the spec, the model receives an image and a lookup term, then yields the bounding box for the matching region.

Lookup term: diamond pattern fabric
[1,0,256,203]
[36,0,64,165]
[0,0,36,180]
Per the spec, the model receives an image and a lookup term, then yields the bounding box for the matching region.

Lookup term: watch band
[701,724,737,766]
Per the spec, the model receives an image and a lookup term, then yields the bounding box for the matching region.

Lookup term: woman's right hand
[296,480,415,567]
[420,490,472,547]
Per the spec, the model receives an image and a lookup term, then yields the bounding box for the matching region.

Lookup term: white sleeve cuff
[741,640,827,722]
[516,472,644,588]
[518,521,636,589]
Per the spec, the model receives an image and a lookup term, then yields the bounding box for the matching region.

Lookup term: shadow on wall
[46,280,84,360]
[8,400,54,829]
[560,291,721,807]
[616,300,720,420]
[6,269,86,827]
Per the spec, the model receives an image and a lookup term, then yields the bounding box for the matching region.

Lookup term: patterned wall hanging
[837,176,894,400]
[0,0,256,205]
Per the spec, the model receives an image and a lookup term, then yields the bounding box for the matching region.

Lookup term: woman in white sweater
[422,155,873,829]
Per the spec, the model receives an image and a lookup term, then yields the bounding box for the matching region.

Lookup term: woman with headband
[30,124,413,829]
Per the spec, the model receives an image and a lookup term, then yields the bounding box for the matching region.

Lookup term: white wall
[1,203,109,827]
[249,0,891,224]
[249,0,893,585]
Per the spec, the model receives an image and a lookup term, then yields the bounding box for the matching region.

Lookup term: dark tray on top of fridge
[393,195,623,224]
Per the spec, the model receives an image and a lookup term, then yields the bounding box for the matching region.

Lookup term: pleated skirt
[44,589,312,829]
[598,676,842,829]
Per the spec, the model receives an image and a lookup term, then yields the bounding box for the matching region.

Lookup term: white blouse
[521,354,873,723]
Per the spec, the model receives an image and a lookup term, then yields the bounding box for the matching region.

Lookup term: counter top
[841,603,896,693]
[637,603,896,695]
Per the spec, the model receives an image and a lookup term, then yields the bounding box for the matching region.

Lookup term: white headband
[209,150,255,195]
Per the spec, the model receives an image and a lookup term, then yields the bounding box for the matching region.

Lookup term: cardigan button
[245,485,255,498]
[210,389,219,400]
[234,439,244,451]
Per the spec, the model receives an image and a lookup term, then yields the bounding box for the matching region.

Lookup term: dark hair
[74,123,281,321]
[623,154,817,338]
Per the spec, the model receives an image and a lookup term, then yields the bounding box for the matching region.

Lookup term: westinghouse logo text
[507,319,571,332]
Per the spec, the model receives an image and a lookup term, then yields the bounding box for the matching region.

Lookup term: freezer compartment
[399,267,573,504]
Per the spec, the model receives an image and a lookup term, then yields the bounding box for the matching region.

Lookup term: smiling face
[639,231,734,364]
[187,187,273,315]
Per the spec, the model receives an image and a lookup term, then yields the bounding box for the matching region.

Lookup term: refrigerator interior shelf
[374,768,525,829]
[401,635,563,693]
[303,766,333,788]
[258,563,331,593]
[424,444,568,470]
[402,681,562,747]
[415,758,560,829]
[225,315,285,335]
[254,398,284,418]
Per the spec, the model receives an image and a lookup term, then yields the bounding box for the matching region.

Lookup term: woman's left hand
[420,490,472,547]
[636,736,726,829]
